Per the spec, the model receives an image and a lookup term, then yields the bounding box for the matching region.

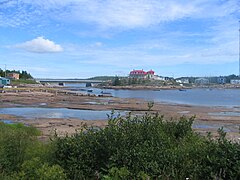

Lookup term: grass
[11,79,39,85]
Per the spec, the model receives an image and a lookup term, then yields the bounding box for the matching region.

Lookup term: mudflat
[0,88,239,140]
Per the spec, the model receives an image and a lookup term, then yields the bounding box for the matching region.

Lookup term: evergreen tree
[112,76,121,86]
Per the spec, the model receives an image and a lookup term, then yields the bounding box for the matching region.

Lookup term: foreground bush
[0,123,41,173]
[53,112,240,179]
[0,122,66,179]
[1,112,240,179]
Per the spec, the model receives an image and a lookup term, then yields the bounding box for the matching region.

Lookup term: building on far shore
[176,78,189,84]
[217,77,226,84]
[0,77,11,86]
[230,79,240,84]
[7,73,20,80]
[195,78,209,85]
[129,69,156,79]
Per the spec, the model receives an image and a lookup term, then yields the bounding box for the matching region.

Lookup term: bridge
[35,78,105,84]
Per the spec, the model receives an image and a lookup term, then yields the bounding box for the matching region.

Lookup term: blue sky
[0,0,239,78]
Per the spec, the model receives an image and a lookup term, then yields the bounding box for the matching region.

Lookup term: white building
[176,78,189,84]
[195,78,209,85]
[230,79,240,84]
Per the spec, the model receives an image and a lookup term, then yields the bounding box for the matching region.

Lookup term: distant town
[106,69,240,88]
[1,68,240,88]
[128,69,240,85]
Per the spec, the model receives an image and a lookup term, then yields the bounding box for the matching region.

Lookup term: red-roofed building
[129,69,155,79]
[147,70,154,75]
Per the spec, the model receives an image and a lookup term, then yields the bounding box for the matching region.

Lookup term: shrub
[1,111,240,179]
[0,123,40,173]
[0,122,65,179]
[17,157,66,180]
[53,112,240,179]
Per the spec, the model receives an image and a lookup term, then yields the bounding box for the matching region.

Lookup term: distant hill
[88,76,125,81]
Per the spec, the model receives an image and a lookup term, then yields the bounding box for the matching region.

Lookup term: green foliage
[0,123,40,173]
[102,167,131,180]
[88,76,124,81]
[147,101,154,110]
[127,77,151,85]
[11,79,38,85]
[112,76,121,86]
[53,112,240,179]
[0,69,33,79]
[1,112,240,179]
[0,122,59,179]
[17,157,66,180]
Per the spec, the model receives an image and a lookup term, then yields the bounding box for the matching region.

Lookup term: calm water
[66,84,240,107]
[0,119,15,124]
[0,107,122,120]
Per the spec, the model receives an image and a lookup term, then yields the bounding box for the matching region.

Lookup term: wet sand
[0,88,239,140]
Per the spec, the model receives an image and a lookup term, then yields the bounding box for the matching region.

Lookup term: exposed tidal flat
[0,85,240,140]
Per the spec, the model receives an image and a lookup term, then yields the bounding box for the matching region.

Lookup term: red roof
[130,70,147,75]
[147,70,155,74]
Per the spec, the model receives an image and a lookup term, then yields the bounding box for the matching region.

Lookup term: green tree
[112,76,121,86]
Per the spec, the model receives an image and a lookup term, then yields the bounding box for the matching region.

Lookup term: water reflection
[0,108,125,120]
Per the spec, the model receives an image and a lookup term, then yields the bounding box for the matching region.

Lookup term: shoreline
[0,87,240,140]
[99,84,240,90]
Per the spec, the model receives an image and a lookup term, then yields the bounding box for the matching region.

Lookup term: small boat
[101,91,111,95]
[58,82,65,86]
[179,89,187,91]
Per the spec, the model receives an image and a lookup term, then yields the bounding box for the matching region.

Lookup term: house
[7,73,20,80]
[129,69,147,78]
[146,70,155,79]
[164,77,174,81]
[176,78,189,84]
[195,78,209,85]
[129,69,155,79]
[230,79,240,84]
[0,77,11,86]
[217,77,226,84]
[152,75,166,81]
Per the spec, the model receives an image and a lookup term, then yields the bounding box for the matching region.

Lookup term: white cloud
[15,37,63,53]
[94,42,103,47]
[56,0,197,29]
[1,0,238,29]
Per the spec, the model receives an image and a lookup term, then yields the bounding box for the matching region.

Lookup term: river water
[66,84,240,107]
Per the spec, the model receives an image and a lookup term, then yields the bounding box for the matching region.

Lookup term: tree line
[0,69,33,79]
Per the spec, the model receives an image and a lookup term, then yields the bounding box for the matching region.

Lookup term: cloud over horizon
[14,37,63,53]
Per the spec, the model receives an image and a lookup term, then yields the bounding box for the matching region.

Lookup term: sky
[0,0,240,78]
